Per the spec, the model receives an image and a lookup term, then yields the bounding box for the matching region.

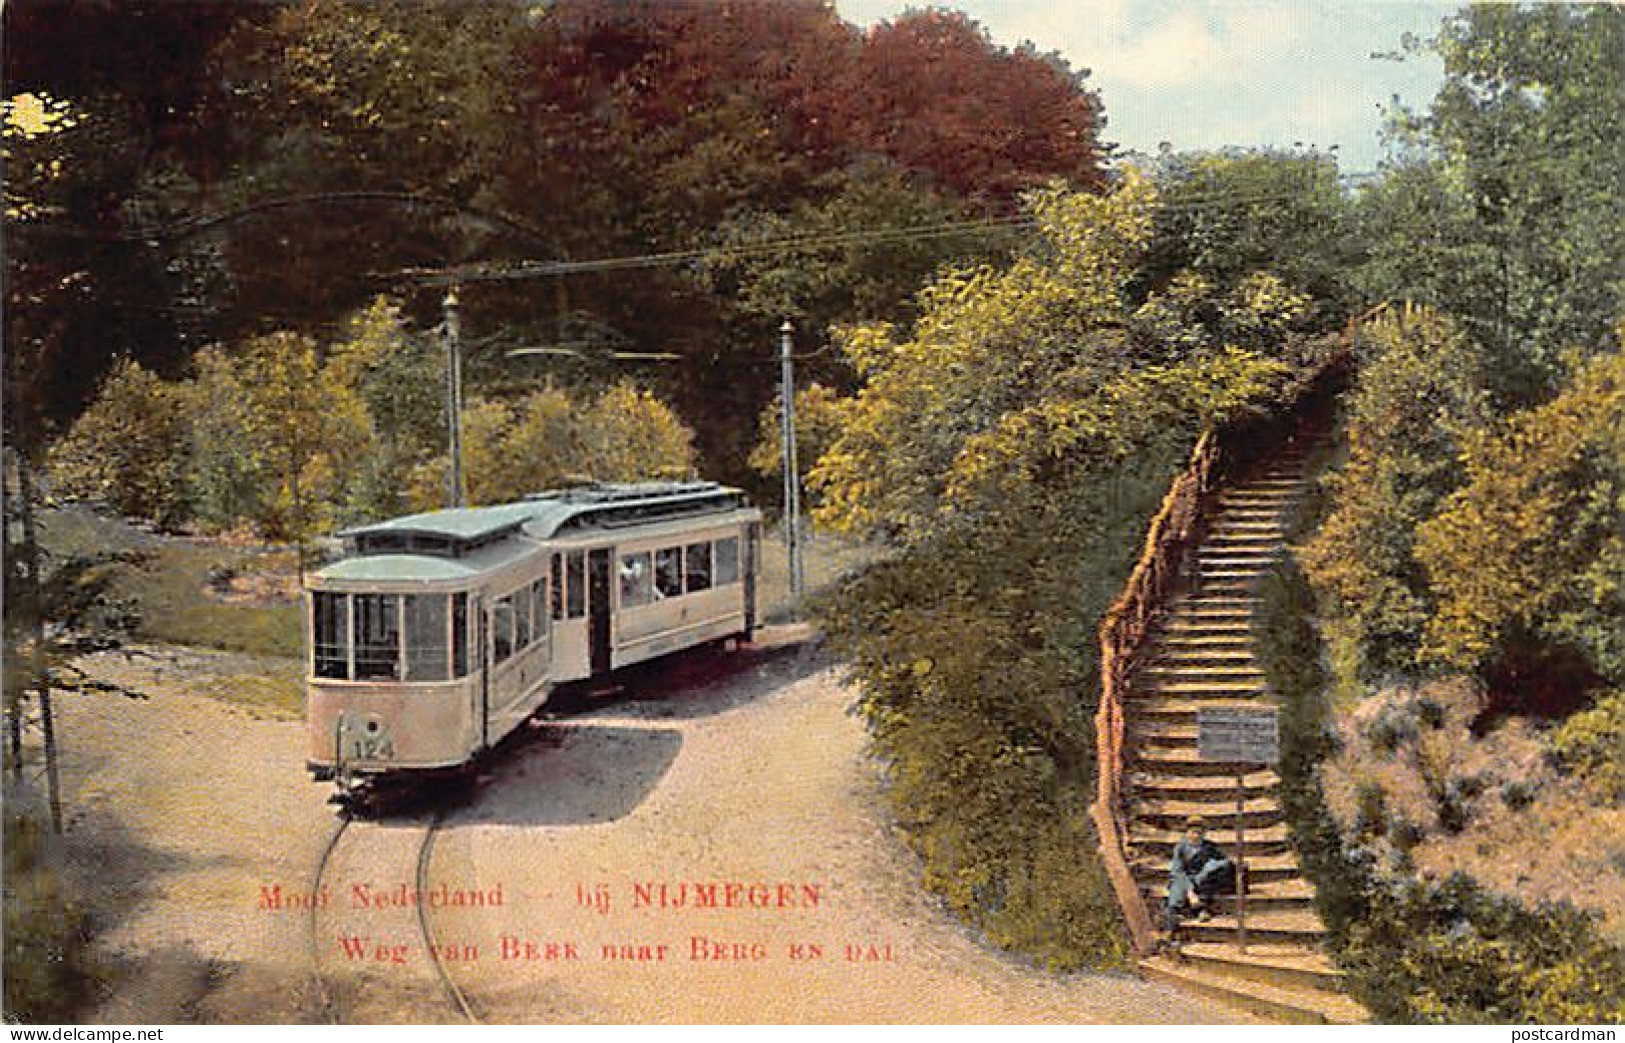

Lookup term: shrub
[1261,549,1625,1023]
[1299,306,1491,676]
[1547,688,1625,804]
[46,358,190,529]
[1417,345,1625,686]
[3,809,101,1022]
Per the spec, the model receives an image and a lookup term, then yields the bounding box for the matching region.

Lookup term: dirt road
[50,638,1250,1024]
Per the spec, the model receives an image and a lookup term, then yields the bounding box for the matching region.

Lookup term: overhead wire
[394,183,1366,287]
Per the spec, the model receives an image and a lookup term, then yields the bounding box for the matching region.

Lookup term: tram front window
[404,594,450,681]
[354,594,401,680]
[313,593,349,679]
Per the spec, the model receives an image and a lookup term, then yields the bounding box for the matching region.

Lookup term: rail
[1090,339,1351,956]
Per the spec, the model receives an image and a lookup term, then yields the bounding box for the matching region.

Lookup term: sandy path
[47,640,1250,1024]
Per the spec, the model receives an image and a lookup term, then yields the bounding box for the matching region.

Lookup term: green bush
[1547,688,1625,804]
[1343,876,1623,1024]
[816,465,1176,967]
[1258,544,1625,1023]
[3,810,101,1022]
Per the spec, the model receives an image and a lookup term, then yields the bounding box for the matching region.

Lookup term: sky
[833,0,1459,174]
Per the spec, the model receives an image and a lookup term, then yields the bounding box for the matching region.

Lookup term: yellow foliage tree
[1416,343,1625,679]
[810,170,1288,539]
[405,383,696,511]
[577,383,696,483]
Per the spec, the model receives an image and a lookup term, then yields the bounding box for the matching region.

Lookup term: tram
[304,481,760,789]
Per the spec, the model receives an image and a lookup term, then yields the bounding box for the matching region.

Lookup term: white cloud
[1094,12,1225,88]
[832,0,1450,170]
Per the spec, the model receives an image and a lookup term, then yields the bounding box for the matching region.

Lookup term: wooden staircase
[1123,453,1368,1024]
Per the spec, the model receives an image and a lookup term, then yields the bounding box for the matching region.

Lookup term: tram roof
[316,552,497,583]
[337,481,749,548]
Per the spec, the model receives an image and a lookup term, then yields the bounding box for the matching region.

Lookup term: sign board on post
[1194,706,1279,953]
[1197,706,1279,764]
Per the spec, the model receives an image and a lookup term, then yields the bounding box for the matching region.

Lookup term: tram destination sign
[1197,706,1280,764]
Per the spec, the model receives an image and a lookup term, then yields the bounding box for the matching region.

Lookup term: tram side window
[550,554,564,620]
[531,580,548,640]
[685,543,712,592]
[655,547,683,599]
[404,594,449,681]
[354,594,401,680]
[621,551,654,607]
[715,536,740,586]
[492,596,515,664]
[515,584,533,650]
[566,552,586,618]
[452,593,469,676]
[314,593,349,679]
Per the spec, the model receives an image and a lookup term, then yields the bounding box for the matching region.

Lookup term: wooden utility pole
[779,319,804,609]
[444,287,465,509]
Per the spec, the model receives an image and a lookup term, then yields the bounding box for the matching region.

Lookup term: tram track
[308,806,481,1025]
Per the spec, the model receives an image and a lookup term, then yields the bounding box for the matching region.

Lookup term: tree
[44,358,190,528]
[1140,149,1358,328]
[811,172,1287,539]
[1359,3,1624,400]
[182,347,270,532]
[836,9,1105,204]
[747,383,850,515]
[1299,306,1493,677]
[405,383,697,512]
[577,383,697,483]
[700,159,1018,335]
[236,332,374,564]
[324,297,446,522]
[1416,341,1625,687]
[809,173,1296,964]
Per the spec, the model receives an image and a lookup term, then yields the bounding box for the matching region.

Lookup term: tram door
[743,522,760,637]
[588,548,612,676]
[473,594,489,749]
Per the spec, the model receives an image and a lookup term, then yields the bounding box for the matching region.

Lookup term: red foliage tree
[833,9,1106,204]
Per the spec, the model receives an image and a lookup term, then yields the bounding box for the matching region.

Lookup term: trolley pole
[444,287,465,509]
[779,319,804,609]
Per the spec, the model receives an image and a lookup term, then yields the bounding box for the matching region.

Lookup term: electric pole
[444,287,465,509]
[780,319,804,609]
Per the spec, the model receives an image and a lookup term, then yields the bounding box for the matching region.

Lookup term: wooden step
[1215,505,1293,517]
[1218,491,1293,501]
[1156,647,1260,663]
[1142,679,1268,697]
[1158,633,1254,647]
[1131,696,1271,722]
[1133,794,1283,830]
[1160,620,1252,635]
[1160,942,1348,993]
[1132,749,1282,777]
[1163,607,1257,623]
[1139,954,1366,1024]
[1174,594,1262,608]
[1239,476,1308,486]
[1129,823,1292,858]
[1132,850,1301,886]
[1140,877,1314,913]
[1193,571,1271,585]
[1161,908,1327,945]
[1129,769,1280,799]
[1197,552,1280,565]
[1142,662,1265,677]
[1203,531,1285,543]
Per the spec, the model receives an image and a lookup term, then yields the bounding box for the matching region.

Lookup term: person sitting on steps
[1165,815,1236,932]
